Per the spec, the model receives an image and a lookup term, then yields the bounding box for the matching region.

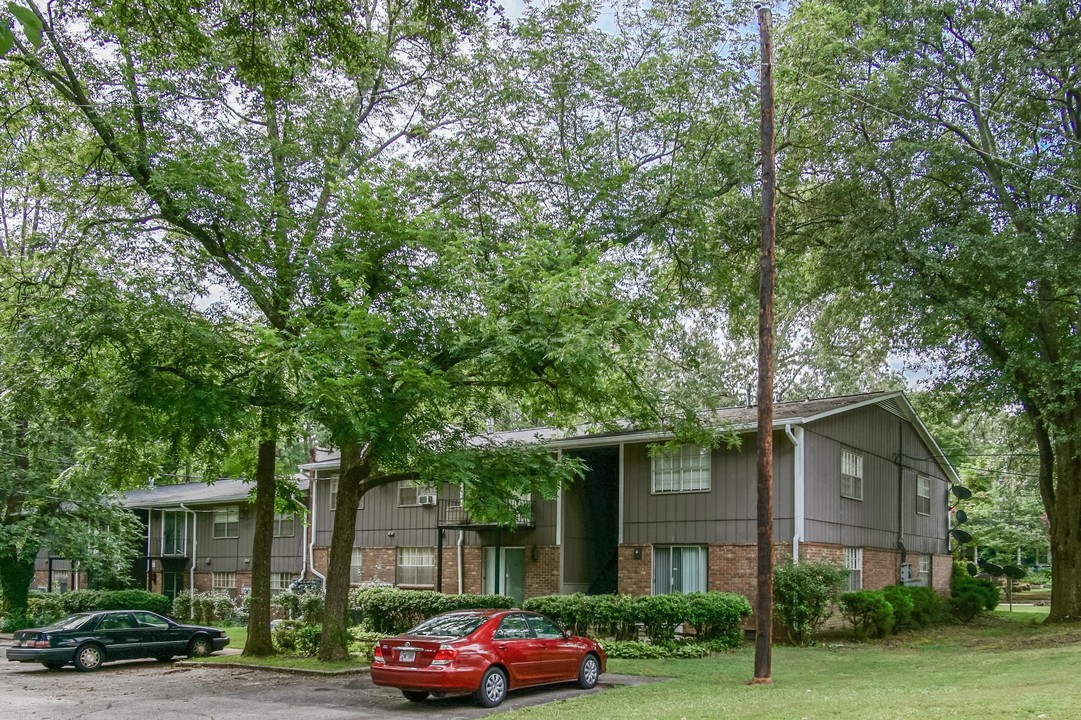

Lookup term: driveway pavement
[0,635,653,720]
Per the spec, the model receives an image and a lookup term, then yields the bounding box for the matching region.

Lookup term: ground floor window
[918,554,931,582]
[350,548,363,585]
[653,545,707,594]
[213,571,237,597]
[844,547,863,592]
[396,547,434,587]
[270,573,294,594]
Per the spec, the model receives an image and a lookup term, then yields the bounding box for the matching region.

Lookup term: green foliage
[293,623,322,657]
[272,590,325,623]
[272,619,303,652]
[588,593,638,641]
[520,593,591,636]
[601,638,731,659]
[25,589,171,626]
[773,560,847,646]
[839,591,895,639]
[880,585,915,633]
[348,627,389,661]
[349,588,515,634]
[172,591,239,624]
[952,564,1000,613]
[905,586,944,628]
[633,594,689,644]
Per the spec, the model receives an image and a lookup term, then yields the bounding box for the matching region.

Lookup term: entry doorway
[162,571,185,601]
[483,547,525,604]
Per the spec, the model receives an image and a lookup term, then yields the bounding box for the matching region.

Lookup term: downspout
[297,481,308,582]
[309,475,326,588]
[146,511,152,592]
[897,422,906,570]
[785,424,804,563]
[457,531,464,595]
[179,504,196,620]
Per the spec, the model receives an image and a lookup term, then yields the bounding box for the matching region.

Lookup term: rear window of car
[43,614,96,631]
[407,613,488,638]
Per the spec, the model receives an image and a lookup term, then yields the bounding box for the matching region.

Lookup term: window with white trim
[272,512,295,537]
[843,547,863,592]
[651,445,711,493]
[270,573,293,594]
[212,571,237,597]
[919,554,931,578]
[841,449,864,500]
[396,547,434,586]
[652,545,707,594]
[916,475,932,515]
[329,478,338,511]
[213,507,239,539]
[350,548,363,585]
[398,482,437,507]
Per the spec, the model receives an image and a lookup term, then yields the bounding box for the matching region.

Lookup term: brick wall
[706,543,794,608]
[617,544,652,595]
[359,547,396,585]
[194,571,212,593]
[799,542,844,566]
[863,548,901,589]
[439,547,459,592]
[462,546,483,595]
[932,553,952,596]
[236,571,252,597]
[312,547,328,577]
[524,546,560,599]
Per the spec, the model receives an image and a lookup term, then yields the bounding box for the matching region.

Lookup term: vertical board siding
[621,433,794,545]
[803,405,949,555]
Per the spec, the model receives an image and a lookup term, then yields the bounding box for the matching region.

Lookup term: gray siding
[803,405,950,555]
[621,433,795,545]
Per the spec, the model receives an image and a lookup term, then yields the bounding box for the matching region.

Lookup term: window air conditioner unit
[417,493,437,506]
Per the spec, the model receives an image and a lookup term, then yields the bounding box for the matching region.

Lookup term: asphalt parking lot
[0,640,651,720]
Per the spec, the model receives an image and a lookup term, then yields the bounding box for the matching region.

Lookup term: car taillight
[431,645,457,666]
[372,644,384,663]
[32,634,50,648]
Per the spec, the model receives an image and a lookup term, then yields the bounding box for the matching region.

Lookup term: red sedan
[370,609,606,707]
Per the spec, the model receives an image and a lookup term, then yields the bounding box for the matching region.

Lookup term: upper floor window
[652,445,711,493]
[399,481,437,507]
[161,510,187,555]
[841,449,864,500]
[213,507,239,539]
[273,512,295,537]
[329,477,338,511]
[916,475,932,515]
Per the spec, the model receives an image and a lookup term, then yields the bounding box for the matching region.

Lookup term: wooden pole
[752,3,776,685]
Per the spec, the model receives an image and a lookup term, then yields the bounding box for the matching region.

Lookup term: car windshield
[407,613,488,638]
[43,614,96,631]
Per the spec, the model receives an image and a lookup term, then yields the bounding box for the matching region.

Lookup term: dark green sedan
[6,610,229,671]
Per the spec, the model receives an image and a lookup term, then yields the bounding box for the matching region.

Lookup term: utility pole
[752,2,776,686]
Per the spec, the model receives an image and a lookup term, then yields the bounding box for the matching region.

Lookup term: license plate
[399,650,416,663]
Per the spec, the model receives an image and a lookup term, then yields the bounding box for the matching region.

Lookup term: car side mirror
[563,629,572,640]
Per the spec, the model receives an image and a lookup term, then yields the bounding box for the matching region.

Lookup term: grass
[495,616,1081,720]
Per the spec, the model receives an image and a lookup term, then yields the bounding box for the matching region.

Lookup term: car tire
[401,690,429,702]
[187,635,213,658]
[73,644,104,672]
[41,660,66,670]
[475,666,508,708]
[577,653,600,689]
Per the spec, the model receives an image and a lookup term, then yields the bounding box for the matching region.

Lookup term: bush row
[349,587,516,634]
[28,589,172,625]
[172,590,244,625]
[950,566,1000,621]
[838,585,946,638]
[522,592,752,647]
[272,589,325,623]
[272,620,323,656]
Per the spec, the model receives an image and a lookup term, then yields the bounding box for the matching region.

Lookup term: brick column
[617,544,652,595]
[524,546,560,599]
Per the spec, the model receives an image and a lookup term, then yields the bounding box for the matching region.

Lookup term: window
[651,445,711,493]
[653,545,707,594]
[270,573,294,594]
[919,555,931,578]
[396,547,435,586]
[162,510,187,555]
[493,614,533,640]
[273,512,295,537]
[841,449,864,500]
[132,611,169,628]
[916,475,932,515]
[213,571,237,597]
[329,478,337,511]
[350,548,363,585]
[213,507,239,539]
[528,615,564,640]
[399,481,437,506]
[844,547,863,592]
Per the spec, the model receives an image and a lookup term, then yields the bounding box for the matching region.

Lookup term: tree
[778,0,1081,620]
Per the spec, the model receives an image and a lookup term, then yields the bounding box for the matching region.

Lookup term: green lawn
[499,617,1081,720]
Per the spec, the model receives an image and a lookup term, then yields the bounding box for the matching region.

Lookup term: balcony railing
[145,537,190,559]
[438,499,535,529]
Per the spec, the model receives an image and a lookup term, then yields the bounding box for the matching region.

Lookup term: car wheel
[577,653,600,689]
[41,660,66,670]
[73,644,104,672]
[475,666,507,708]
[187,635,213,658]
[401,690,429,702]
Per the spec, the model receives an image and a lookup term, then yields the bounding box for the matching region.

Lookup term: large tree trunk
[1049,437,1081,623]
[243,411,278,656]
[0,551,36,623]
[318,442,369,662]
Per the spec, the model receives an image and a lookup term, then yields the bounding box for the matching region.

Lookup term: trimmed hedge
[839,590,895,638]
[950,565,999,620]
[28,589,172,626]
[349,588,515,634]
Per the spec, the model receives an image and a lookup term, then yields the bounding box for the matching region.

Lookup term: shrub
[294,623,322,656]
[273,619,303,651]
[95,590,172,615]
[588,594,637,641]
[349,628,388,661]
[349,588,514,634]
[27,592,67,626]
[773,560,846,646]
[29,589,172,626]
[273,590,303,619]
[172,591,239,624]
[839,590,895,638]
[880,585,915,633]
[522,594,590,636]
[683,592,752,647]
[950,565,999,620]
[633,593,688,644]
[601,640,668,659]
[905,586,943,628]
